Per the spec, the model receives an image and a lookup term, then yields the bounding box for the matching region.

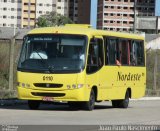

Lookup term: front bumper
[17,86,90,102]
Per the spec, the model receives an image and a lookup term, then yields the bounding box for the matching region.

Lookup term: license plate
[42,97,53,102]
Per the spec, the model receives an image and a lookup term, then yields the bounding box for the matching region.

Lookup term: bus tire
[28,100,40,110]
[83,89,95,111]
[112,100,119,108]
[68,102,80,109]
[119,90,129,108]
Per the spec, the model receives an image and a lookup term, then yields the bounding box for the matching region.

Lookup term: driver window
[87,38,104,74]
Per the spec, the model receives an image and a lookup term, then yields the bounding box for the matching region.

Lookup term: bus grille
[34,83,63,88]
[31,92,65,97]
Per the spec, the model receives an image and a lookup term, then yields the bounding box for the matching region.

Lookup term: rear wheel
[111,90,129,108]
[112,100,119,108]
[83,89,95,111]
[28,100,40,110]
[119,90,129,108]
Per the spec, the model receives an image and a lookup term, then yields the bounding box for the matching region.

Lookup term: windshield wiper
[34,51,54,73]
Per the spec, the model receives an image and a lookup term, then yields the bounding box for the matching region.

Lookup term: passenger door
[85,36,104,101]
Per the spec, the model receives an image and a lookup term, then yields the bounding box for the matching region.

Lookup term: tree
[36,11,73,27]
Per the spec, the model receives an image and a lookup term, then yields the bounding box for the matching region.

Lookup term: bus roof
[28,24,144,40]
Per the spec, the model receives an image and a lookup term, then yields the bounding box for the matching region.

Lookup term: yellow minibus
[17,24,146,110]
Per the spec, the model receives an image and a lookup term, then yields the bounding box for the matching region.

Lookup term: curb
[0,99,27,106]
[131,97,160,101]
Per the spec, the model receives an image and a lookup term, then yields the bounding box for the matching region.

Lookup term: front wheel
[82,89,95,111]
[28,100,40,110]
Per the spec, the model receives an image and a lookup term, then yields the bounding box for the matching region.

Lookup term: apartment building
[97,0,136,31]
[0,0,21,28]
[71,0,160,33]
[21,0,36,28]
[0,0,69,28]
[68,0,78,23]
[136,0,160,33]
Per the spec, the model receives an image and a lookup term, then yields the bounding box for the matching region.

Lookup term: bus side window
[119,39,130,65]
[131,40,144,66]
[131,41,138,66]
[137,41,144,66]
[106,38,117,65]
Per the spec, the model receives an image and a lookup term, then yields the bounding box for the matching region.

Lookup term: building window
[17,16,21,19]
[17,0,21,3]
[3,23,6,26]
[52,4,56,7]
[11,0,15,3]
[3,15,7,19]
[39,3,43,6]
[11,16,14,19]
[46,4,50,7]
[4,0,7,2]
[11,8,15,11]
[3,7,7,11]
[17,8,21,11]
[11,24,14,27]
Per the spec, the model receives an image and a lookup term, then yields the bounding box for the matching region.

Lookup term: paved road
[0,100,160,126]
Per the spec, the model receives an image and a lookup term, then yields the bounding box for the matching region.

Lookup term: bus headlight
[22,83,25,87]
[17,82,30,88]
[77,84,83,88]
[26,84,30,88]
[67,85,71,89]
[67,84,84,89]
[72,84,77,89]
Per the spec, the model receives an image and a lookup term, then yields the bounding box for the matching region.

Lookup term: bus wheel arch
[112,89,131,108]
[120,89,130,108]
[92,86,98,102]
[82,86,97,111]
[127,88,132,99]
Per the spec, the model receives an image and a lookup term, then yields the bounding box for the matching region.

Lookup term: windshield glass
[18,34,87,73]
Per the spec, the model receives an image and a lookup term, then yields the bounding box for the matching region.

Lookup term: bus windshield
[18,34,87,73]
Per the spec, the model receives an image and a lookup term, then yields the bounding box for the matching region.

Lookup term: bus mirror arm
[23,35,27,41]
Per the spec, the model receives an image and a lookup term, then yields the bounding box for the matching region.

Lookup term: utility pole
[9,30,19,91]
[133,0,137,33]
[153,49,157,95]
[153,16,159,95]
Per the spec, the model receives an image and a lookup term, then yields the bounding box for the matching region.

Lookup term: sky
[90,0,98,28]
[155,0,160,16]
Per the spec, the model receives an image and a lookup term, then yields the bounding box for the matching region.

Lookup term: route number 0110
[43,76,53,81]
